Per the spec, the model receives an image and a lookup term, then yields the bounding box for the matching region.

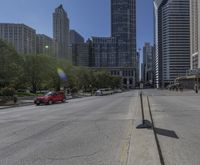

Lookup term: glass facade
[111,0,136,67]
[154,0,190,87]
[92,37,118,67]
[91,0,137,88]
[190,0,200,70]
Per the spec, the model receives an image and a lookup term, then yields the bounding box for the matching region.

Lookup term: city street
[0,91,139,165]
[0,89,200,164]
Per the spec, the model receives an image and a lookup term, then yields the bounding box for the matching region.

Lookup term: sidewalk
[0,94,95,110]
[0,99,34,110]
[154,89,200,96]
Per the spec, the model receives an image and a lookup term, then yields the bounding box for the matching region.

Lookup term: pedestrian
[194,84,198,93]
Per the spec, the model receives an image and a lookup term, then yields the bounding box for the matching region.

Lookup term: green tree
[0,39,23,89]
[21,54,53,93]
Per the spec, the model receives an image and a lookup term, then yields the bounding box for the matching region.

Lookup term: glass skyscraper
[190,0,200,70]
[91,0,137,89]
[154,0,190,88]
[111,0,136,67]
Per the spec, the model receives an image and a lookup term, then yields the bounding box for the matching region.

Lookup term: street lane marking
[119,120,133,165]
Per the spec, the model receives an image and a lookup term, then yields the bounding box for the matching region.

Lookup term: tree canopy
[0,39,122,93]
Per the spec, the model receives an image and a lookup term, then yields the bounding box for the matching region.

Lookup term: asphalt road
[1,89,200,165]
[0,91,139,165]
[143,89,200,165]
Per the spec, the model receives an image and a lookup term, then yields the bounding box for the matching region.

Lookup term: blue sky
[0,0,153,60]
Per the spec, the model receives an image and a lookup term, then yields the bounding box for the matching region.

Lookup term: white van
[95,88,114,96]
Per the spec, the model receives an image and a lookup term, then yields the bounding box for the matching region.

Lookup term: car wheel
[48,100,53,105]
[36,103,40,106]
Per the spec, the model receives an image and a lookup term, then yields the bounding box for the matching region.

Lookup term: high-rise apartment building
[53,4,70,59]
[0,23,36,54]
[190,0,200,70]
[36,34,53,56]
[154,0,190,88]
[143,43,154,85]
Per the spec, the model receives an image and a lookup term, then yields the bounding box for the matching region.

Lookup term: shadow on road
[153,127,179,139]
[137,120,179,139]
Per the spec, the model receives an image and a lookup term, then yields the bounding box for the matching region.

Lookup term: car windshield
[45,92,53,96]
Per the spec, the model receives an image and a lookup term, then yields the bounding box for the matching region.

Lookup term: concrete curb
[0,102,34,110]
[0,95,95,110]
[127,94,160,165]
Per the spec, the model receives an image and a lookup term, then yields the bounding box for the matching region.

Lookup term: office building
[0,23,36,54]
[70,30,88,66]
[136,51,140,85]
[190,0,200,70]
[111,0,136,67]
[92,37,118,68]
[92,37,135,88]
[154,0,190,88]
[36,34,53,56]
[70,30,84,44]
[143,43,154,85]
[141,63,144,82]
[53,4,70,59]
[91,0,137,89]
[72,43,89,67]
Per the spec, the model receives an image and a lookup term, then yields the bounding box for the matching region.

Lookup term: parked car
[95,90,103,96]
[95,88,114,96]
[34,91,66,105]
[114,89,123,93]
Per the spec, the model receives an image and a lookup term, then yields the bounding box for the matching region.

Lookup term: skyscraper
[190,0,200,70]
[91,0,137,89]
[143,43,154,85]
[136,51,140,85]
[111,0,136,67]
[70,30,90,67]
[53,4,70,59]
[70,30,84,44]
[92,37,118,67]
[154,0,190,88]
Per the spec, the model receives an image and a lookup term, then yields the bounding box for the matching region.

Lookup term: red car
[34,91,66,105]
